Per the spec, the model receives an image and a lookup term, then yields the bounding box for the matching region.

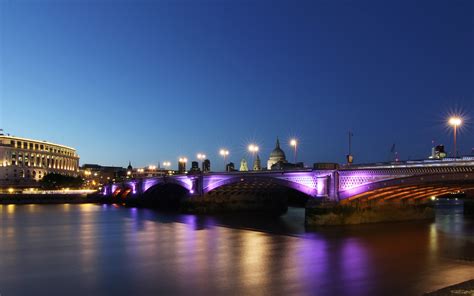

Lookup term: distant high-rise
[202,159,211,172]
[178,160,187,174]
[190,161,200,172]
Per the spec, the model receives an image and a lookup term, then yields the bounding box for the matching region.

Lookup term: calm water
[0,204,473,296]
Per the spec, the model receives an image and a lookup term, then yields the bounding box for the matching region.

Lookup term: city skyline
[1,0,473,167]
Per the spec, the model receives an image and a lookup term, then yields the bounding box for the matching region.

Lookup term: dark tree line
[40,173,84,190]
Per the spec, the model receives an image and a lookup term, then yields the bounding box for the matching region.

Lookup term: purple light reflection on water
[0,206,473,295]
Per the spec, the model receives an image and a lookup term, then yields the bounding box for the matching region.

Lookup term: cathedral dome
[269,138,286,161]
[267,138,287,169]
[270,146,286,160]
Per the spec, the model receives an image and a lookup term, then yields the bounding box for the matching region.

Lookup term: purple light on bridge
[143,179,158,192]
[316,177,326,196]
[130,182,137,195]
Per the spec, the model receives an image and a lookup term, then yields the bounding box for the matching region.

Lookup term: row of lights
[133,138,299,171]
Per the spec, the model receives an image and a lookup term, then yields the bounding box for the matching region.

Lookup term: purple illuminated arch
[338,172,474,200]
[203,174,319,197]
[142,176,193,194]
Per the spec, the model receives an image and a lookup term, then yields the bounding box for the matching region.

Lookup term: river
[0,203,473,295]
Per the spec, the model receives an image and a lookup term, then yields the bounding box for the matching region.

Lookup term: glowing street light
[290,139,297,163]
[197,153,206,172]
[248,144,259,170]
[162,161,171,168]
[448,116,462,159]
[178,157,188,174]
[219,149,229,171]
[248,144,259,154]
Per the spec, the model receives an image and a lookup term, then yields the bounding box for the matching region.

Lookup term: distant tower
[191,161,200,172]
[178,161,186,174]
[253,154,261,171]
[127,161,133,177]
[203,159,211,172]
[239,159,248,171]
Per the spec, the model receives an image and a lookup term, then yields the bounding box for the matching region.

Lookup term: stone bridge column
[136,179,144,195]
[189,175,204,197]
[327,171,339,201]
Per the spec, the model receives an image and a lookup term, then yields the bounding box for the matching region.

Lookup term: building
[190,161,200,173]
[429,145,447,159]
[267,138,287,170]
[81,164,126,188]
[253,154,262,171]
[202,159,211,172]
[178,160,187,174]
[239,159,248,171]
[0,134,79,188]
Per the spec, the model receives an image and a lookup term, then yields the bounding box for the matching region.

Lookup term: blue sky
[1,0,473,169]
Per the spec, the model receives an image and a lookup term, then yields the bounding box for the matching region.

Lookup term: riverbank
[305,200,435,226]
[425,279,474,295]
[0,193,91,204]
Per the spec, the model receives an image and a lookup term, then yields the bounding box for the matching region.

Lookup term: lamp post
[178,157,187,174]
[162,161,171,174]
[449,116,462,159]
[219,149,229,171]
[290,139,297,163]
[248,144,259,170]
[197,153,206,172]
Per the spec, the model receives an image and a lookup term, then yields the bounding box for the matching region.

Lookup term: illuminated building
[202,159,211,172]
[0,133,79,187]
[239,159,248,171]
[253,154,261,171]
[267,138,288,169]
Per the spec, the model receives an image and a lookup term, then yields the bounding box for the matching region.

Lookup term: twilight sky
[1,0,473,169]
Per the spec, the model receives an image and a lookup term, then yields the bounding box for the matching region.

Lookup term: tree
[40,173,84,190]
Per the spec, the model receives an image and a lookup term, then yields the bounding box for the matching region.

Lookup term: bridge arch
[203,175,318,197]
[339,172,474,204]
[141,178,193,209]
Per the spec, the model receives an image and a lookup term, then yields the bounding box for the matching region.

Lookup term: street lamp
[178,157,188,174]
[449,116,462,159]
[290,139,297,163]
[197,153,206,172]
[162,161,171,175]
[248,144,259,169]
[219,149,229,171]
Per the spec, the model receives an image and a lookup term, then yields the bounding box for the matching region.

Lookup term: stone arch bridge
[102,163,474,204]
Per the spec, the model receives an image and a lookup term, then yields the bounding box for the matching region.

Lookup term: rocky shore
[305,200,435,226]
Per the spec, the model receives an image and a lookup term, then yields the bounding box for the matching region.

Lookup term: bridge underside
[340,182,474,205]
[207,179,309,196]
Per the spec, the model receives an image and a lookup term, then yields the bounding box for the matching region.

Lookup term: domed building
[267,138,287,169]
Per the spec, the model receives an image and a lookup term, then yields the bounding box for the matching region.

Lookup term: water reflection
[0,204,472,296]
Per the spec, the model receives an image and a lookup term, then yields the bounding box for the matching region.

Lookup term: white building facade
[0,135,80,188]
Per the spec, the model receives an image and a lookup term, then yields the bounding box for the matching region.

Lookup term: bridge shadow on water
[113,200,474,247]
